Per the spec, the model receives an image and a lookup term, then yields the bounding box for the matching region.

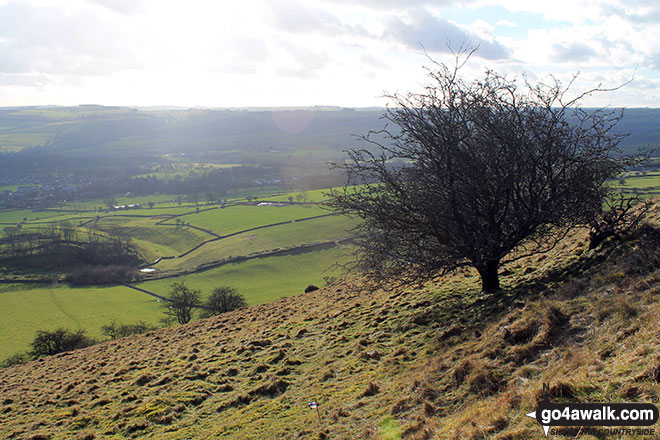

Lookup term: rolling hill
[1,106,659,157]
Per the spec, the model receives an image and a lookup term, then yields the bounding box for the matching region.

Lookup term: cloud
[279,42,327,70]
[496,19,517,27]
[360,53,390,69]
[320,0,464,10]
[385,10,510,60]
[0,73,50,87]
[86,0,147,15]
[552,41,598,62]
[237,38,269,62]
[599,1,660,23]
[270,0,342,34]
[651,53,660,70]
[0,2,137,76]
[269,0,371,37]
[0,42,32,74]
[276,66,318,79]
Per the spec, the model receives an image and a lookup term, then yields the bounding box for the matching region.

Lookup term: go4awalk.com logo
[525,384,659,437]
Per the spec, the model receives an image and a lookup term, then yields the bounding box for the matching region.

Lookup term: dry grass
[2,214,660,439]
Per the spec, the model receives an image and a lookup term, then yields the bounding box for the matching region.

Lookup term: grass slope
[3,203,660,439]
[153,215,356,273]
[175,204,328,236]
[0,208,660,440]
[140,245,350,306]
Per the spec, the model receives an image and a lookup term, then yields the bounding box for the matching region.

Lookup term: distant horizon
[0,104,387,111]
[2,104,660,111]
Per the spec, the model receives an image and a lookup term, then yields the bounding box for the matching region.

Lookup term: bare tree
[330,54,634,293]
[588,193,651,249]
[165,281,202,324]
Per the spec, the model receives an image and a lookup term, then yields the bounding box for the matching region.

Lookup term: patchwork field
[612,171,660,197]
[173,204,328,236]
[0,189,357,361]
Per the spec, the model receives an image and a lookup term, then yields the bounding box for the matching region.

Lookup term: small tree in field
[200,286,246,318]
[165,281,202,324]
[330,53,636,293]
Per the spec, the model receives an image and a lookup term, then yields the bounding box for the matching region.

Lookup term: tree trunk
[477,259,500,293]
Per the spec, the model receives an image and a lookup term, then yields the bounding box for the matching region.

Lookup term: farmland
[611,170,660,199]
[0,189,357,360]
[2,103,658,365]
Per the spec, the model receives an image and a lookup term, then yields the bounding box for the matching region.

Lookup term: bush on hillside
[101,320,156,340]
[200,286,247,318]
[1,351,30,368]
[30,328,96,358]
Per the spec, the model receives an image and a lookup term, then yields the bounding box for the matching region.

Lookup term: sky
[0,0,659,108]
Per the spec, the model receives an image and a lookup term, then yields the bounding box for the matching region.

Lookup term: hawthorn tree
[330,55,632,293]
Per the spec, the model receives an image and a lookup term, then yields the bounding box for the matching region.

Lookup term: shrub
[323,276,337,286]
[1,351,30,368]
[201,286,246,318]
[30,328,95,357]
[165,281,202,324]
[305,284,319,293]
[101,320,156,340]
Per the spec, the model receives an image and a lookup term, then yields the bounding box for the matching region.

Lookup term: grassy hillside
[2,203,660,439]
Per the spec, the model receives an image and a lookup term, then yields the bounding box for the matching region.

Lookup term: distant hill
[0,106,384,157]
[2,201,660,439]
[1,106,658,158]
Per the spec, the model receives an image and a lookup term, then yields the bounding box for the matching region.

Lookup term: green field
[261,187,332,203]
[55,194,187,211]
[133,163,242,180]
[154,214,356,272]
[175,204,329,236]
[140,245,350,306]
[619,174,660,188]
[0,284,163,360]
[0,208,83,226]
[0,245,351,360]
[0,185,359,361]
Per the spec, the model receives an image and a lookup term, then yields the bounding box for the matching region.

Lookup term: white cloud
[86,0,148,15]
[495,19,517,27]
[385,9,510,60]
[0,0,659,107]
[552,42,599,63]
